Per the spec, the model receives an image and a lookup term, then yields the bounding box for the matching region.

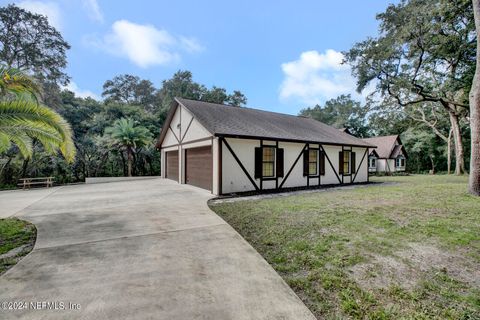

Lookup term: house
[156,98,376,195]
[362,135,407,174]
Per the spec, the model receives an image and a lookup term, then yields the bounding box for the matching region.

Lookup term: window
[308,149,318,175]
[369,157,376,168]
[396,157,405,167]
[343,151,351,174]
[262,147,275,177]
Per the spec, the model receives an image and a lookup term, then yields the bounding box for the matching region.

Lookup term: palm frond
[0,100,76,162]
[0,66,41,100]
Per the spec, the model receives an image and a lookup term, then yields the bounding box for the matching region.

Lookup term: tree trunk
[470,0,480,195]
[429,155,435,174]
[119,152,127,176]
[448,110,465,175]
[20,158,29,178]
[447,128,452,175]
[0,156,12,184]
[127,147,133,177]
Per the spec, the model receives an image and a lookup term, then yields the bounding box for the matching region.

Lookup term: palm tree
[105,118,152,177]
[0,66,75,162]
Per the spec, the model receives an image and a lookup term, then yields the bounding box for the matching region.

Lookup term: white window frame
[396,156,405,167]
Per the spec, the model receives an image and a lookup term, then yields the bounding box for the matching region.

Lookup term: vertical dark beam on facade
[341,146,345,184]
[318,145,322,186]
[218,137,223,195]
[259,140,263,190]
[367,148,369,182]
[306,143,310,187]
[275,140,279,189]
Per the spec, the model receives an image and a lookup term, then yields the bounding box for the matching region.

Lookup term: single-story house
[362,135,407,174]
[156,98,376,195]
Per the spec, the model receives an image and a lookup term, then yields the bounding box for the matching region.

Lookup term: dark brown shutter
[339,151,344,174]
[254,147,262,179]
[320,151,325,175]
[276,148,284,177]
[303,149,309,176]
[351,152,356,174]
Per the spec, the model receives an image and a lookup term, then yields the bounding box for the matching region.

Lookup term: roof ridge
[176,97,310,120]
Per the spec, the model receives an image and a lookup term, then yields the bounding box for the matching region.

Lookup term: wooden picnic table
[17,177,55,189]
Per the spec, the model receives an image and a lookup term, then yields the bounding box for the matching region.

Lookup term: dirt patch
[350,243,480,291]
[398,243,480,288]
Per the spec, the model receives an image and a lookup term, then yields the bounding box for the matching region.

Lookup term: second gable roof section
[164,98,375,148]
[362,135,401,158]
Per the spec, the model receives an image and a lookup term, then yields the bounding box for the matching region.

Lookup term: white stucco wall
[221,138,369,194]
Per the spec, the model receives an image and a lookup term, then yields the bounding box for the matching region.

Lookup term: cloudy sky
[3,0,395,114]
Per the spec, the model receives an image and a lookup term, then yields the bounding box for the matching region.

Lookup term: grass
[0,218,36,275]
[210,175,480,319]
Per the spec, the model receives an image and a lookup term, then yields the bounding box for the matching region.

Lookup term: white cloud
[279,49,372,105]
[17,0,62,30]
[179,36,205,53]
[63,82,99,100]
[82,0,103,23]
[85,20,203,68]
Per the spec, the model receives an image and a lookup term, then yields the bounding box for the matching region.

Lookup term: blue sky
[3,0,395,114]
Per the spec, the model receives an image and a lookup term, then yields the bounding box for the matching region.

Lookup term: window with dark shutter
[351,152,356,174]
[276,148,284,177]
[320,151,325,175]
[339,151,344,174]
[254,147,262,179]
[308,149,318,175]
[262,147,275,177]
[303,149,309,176]
[341,150,351,175]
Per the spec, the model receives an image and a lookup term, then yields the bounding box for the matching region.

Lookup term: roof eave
[215,133,376,148]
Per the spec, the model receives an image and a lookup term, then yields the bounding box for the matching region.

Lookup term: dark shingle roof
[362,135,401,158]
[157,98,375,148]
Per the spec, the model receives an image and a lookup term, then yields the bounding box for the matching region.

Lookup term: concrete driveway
[0,178,315,320]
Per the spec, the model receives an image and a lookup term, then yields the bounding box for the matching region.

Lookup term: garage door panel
[166,151,179,181]
[186,146,212,191]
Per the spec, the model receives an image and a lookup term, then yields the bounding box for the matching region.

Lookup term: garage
[185,146,212,191]
[166,150,179,181]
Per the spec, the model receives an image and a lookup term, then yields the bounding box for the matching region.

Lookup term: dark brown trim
[306,143,310,187]
[352,148,368,183]
[321,145,342,184]
[279,144,308,189]
[218,137,223,195]
[367,148,370,183]
[181,117,195,142]
[275,141,279,189]
[259,140,263,190]
[215,133,374,148]
[223,138,259,191]
[179,106,182,141]
[169,126,180,143]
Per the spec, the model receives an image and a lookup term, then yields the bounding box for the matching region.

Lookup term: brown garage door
[166,150,179,181]
[185,146,212,191]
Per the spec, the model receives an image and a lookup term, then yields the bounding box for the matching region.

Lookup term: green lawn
[0,218,36,275]
[210,175,480,319]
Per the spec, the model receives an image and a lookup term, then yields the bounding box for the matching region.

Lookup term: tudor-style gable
[156,100,213,149]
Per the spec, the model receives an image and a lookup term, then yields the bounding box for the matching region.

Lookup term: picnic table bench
[18,177,55,189]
